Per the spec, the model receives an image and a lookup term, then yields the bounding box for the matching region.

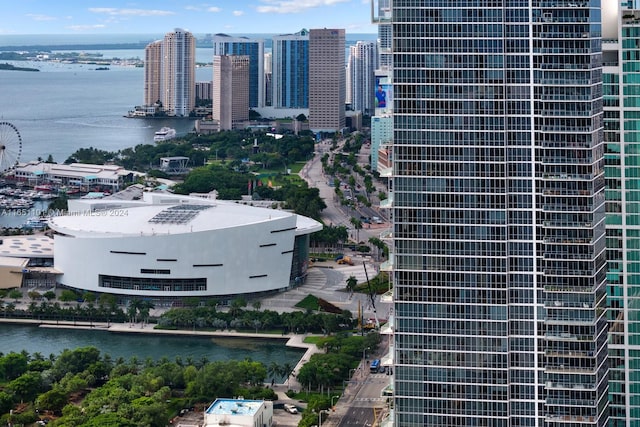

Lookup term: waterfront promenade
[0,259,381,391]
[0,317,320,391]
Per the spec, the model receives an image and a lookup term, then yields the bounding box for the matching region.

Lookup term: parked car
[284,404,298,414]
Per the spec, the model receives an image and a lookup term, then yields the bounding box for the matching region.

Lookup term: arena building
[0,235,58,290]
[46,191,322,301]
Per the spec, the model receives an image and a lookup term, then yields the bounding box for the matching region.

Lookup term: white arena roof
[48,194,322,238]
[0,235,55,258]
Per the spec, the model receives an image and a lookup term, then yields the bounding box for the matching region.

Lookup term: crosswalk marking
[353,397,386,402]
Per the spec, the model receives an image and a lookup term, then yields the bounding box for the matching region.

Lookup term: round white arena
[47,192,322,299]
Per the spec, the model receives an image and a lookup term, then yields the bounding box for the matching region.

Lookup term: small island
[0,62,39,72]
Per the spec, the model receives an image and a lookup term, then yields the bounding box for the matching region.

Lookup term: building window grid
[394,2,599,425]
[99,275,207,292]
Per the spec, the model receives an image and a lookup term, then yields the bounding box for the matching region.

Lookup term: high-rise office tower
[212,55,250,131]
[161,28,196,117]
[371,114,392,171]
[264,52,272,107]
[346,60,352,107]
[195,81,212,102]
[603,3,640,425]
[390,2,608,426]
[348,41,378,115]
[144,40,162,106]
[309,28,345,134]
[212,34,265,108]
[375,0,392,71]
[272,29,309,109]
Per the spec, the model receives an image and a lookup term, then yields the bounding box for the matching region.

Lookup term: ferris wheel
[0,121,22,173]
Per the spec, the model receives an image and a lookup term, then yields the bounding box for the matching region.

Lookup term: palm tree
[198,356,209,369]
[349,217,363,243]
[346,276,358,293]
[282,362,294,387]
[127,298,142,323]
[368,237,387,261]
[4,302,15,318]
[267,362,282,385]
[138,300,155,326]
[229,296,247,318]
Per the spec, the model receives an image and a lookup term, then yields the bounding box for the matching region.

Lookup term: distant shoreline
[0,32,377,53]
[0,42,158,51]
[0,62,39,72]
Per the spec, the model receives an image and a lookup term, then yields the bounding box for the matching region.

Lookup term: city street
[326,335,391,427]
[300,139,390,241]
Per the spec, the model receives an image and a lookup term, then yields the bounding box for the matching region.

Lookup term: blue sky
[0,0,377,35]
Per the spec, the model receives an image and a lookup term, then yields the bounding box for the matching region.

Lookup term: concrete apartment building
[348,41,377,115]
[308,28,345,134]
[212,34,265,109]
[143,40,162,106]
[161,29,196,117]
[212,55,250,131]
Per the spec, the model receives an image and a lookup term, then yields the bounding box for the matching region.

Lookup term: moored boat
[21,216,48,230]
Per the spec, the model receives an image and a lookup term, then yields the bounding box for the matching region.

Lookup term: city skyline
[0,0,377,36]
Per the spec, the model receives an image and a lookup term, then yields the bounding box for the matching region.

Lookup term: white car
[284,404,298,414]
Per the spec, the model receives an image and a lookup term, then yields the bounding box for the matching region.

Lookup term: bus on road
[370,359,380,373]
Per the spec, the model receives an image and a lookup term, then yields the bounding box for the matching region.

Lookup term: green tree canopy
[51,347,102,381]
[0,352,28,381]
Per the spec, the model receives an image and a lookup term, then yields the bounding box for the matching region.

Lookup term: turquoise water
[0,323,305,366]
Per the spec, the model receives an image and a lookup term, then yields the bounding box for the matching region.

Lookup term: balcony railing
[380,288,393,303]
[380,255,394,272]
[379,194,393,209]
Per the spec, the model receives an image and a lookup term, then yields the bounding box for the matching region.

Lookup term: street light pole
[331,395,340,411]
[361,347,369,378]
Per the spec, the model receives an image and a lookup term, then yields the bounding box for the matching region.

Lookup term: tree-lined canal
[0,323,305,366]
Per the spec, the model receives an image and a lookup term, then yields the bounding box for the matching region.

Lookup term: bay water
[0,32,376,165]
[0,58,213,165]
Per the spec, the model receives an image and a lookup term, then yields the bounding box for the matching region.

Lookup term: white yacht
[153,127,177,142]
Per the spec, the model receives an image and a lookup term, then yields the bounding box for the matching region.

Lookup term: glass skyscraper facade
[272,30,309,109]
[375,0,393,71]
[349,41,378,115]
[391,1,608,426]
[603,4,640,425]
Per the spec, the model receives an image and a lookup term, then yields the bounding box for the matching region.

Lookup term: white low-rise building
[47,192,322,299]
[12,161,140,192]
[204,399,272,427]
[0,236,59,290]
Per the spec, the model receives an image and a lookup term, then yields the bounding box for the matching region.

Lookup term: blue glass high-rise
[390,1,608,426]
[272,29,309,109]
[212,34,265,108]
